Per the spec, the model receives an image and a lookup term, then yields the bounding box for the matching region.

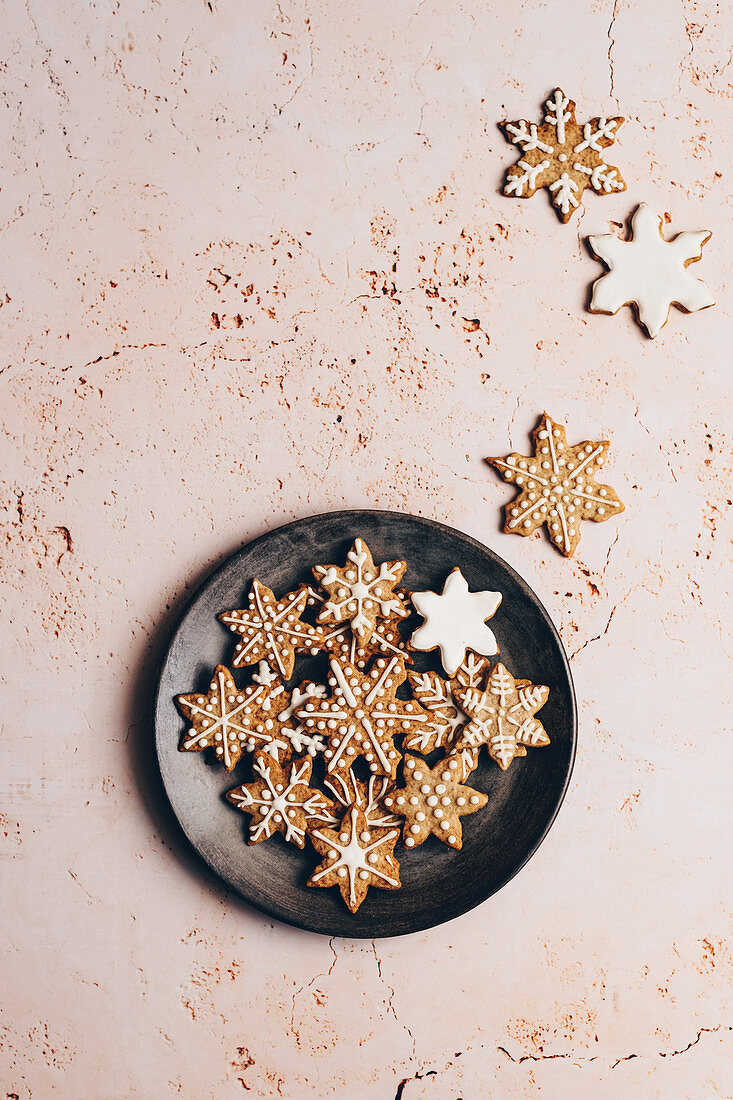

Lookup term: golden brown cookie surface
[307,805,402,912]
[296,653,429,780]
[219,579,322,679]
[488,413,624,557]
[312,537,408,644]
[226,752,334,848]
[453,662,550,771]
[501,88,626,222]
[384,754,487,850]
[176,664,271,772]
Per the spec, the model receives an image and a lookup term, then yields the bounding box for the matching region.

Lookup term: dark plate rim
[153,508,577,938]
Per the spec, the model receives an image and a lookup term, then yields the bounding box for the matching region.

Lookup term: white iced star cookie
[410,568,502,677]
[588,203,714,338]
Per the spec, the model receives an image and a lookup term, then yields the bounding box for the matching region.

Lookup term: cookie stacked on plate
[176,537,552,913]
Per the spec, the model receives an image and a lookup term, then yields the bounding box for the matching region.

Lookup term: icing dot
[448,834,457,844]
[337,867,347,877]
[427,795,438,807]
[420,784,430,794]
[469,795,480,804]
[433,808,443,819]
[410,824,421,834]
[360,831,370,842]
[405,837,415,847]
[358,871,369,880]
[339,833,349,842]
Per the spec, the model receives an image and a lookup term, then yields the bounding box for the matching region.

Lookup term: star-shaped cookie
[487,413,624,557]
[308,805,402,912]
[501,87,626,222]
[226,752,333,847]
[219,579,322,680]
[312,538,408,644]
[296,654,429,780]
[176,664,287,771]
[410,568,502,677]
[383,754,487,850]
[588,203,714,338]
[453,662,550,771]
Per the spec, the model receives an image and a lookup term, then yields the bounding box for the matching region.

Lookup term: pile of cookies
[176,538,551,913]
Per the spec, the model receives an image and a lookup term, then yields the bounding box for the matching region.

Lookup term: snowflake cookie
[176,664,286,772]
[501,88,626,222]
[226,752,333,847]
[404,652,492,754]
[588,203,715,338]
[296,654,429,780]
[384,754,487,850]
[219,580,322,680]
[487,413,625,557]
[453,663,550,771]
[312,538,408,644]
[410,568,502,677]
[308,805,402,912]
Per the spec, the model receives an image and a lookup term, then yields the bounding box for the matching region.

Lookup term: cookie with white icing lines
[410,568,501,678]
[588,203,714,338]
[296,654,429,780]
[384,754,488,850]
[501,87,626,223]
[453,662,550,771]
[487,413,624,557]
[226,752,334,847]
[323,770,404,831]
[176,664,287,772]
[312,538,408,644]
[307,805,402,912]
[219,579,323,680]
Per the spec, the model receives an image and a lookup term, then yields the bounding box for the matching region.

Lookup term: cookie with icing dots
[487,413,625,557]
[307,805,402,912]
[176,664,286,772]
[383,754,487,850]
[312,538,408,644]
[226,752,334,848]
[219,579,323,680]
[296,653,429,781]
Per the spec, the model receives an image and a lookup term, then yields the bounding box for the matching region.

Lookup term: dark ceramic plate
[154,510,576,938]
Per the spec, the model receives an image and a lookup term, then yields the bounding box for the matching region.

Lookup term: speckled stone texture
[1,1,731,1097]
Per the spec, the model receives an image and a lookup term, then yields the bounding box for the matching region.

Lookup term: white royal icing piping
[410,568,502,677]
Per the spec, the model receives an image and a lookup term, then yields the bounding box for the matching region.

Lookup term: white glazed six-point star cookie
[312,538,408,644]
[219,579,322,680]
[453,663,550,771]
[410,568,502,677]
[588,203,714,338]
[487,413,624,557]
[501,87,626,222]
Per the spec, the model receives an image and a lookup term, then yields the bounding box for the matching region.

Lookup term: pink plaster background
[1,0,732,1096]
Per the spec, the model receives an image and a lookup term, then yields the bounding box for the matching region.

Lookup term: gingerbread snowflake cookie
[176,664,287,771]
[219,579,322,680]
[226,752,333,847]
[410,568,501,677]
[384,754,487,850]
[312,538,408,644]
[323,770,403,830]
[308,805,402,912]
[453,662,550,771]
[588,203,714,338]
[501,88,626,222]
[487,413,624,557]
[296,654,429,780]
